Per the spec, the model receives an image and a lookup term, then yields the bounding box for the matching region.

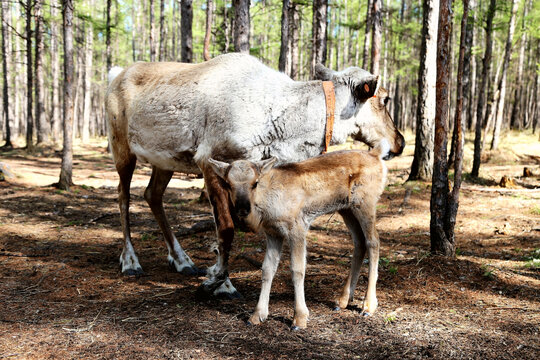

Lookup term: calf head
[314,64,405,160]
[207,158,277,219]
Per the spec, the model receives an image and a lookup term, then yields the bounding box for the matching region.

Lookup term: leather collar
[321,81,335,154]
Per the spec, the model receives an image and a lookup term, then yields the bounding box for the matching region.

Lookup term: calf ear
[257,157,277,175]
[207,158,230,179]
[314,64,335,81]
[354,75,379,102]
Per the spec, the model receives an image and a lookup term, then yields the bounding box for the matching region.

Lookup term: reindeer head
[314,64,405,160]
[207,158,277,219]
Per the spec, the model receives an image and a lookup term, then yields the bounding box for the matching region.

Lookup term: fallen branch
[0,252,46,258]
[177,219,215,236]
[461,186,540,193]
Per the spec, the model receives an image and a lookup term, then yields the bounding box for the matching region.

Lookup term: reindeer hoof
[214,289,244,300]
[333,306,341,312]
[168,260,206,276]
[362,311,371,317]
[246,320,253,326]
[291,326,301,331]
[122,267,144,276]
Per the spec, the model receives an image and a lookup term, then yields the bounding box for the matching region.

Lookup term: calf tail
[370,139,391,160]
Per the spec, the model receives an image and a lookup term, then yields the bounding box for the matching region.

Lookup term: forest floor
[0,131,539,359]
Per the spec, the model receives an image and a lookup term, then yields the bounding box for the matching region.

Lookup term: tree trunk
[149,0,156,61]
[59,0,75,190]
[370,0,382,75]
[467,0,477,131]
[50,0,61,142]
[233,0,250,53]
[82,10,93,143]
[35,0,48,144]
[25,0,34,151]
[362,0,373,70]
[510,0,529,130]
[533,40,540,134]
[181,0,193,62]
[105,0,112,71]
[1,0,11,148]
[204,0,213,61]
[490,0,519,151]
[289,2,300,80]
[471,0,496,177]
[159,0,165,61]
[311,0,327,77]
[279,0,290,73]
[430,0,454,256]
[408,0,438,181]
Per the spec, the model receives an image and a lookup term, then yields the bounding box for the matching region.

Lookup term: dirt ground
[0,132,539,359]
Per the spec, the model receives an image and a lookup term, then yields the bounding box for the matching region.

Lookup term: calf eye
[252,181,258,189]
[384,97,390,106]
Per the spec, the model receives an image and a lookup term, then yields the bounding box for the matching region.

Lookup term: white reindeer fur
[107,53,384,174]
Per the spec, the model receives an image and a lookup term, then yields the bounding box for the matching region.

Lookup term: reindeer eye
[252,181,258,190]
[383,97,390,106]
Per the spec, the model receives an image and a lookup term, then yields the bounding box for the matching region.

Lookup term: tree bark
[471,0,496,177]
[490,0,519,151]
[408,0,438,181]
[59,0,75,190]
[25,0,34,151]
[430,0,454,256]
[159,0,165,61]
[105,0,112,71]
[233,0,250,53]
[204,0,214,61]
[362,0,373,70]
[510,0,530,130]
[289,2,300,79]
[149,0,156,61]
[311,0,327,77]
[35,0,48,144]
[181,0,193,62]
[82,6,93,143]
[50,0,61,142]
[1,0,12,148]
[279,0,290,73]
[370,0,382,75]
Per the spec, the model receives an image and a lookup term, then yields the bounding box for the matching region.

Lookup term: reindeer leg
[144,166,203,276]
[335,209,367,311]
[198,165,242,299]
[116,154,143,275]
[249,234,283,325]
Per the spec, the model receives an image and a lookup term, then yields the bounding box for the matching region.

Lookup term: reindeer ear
[314,64,335,81]
[207,158,230,179]
[354,75,379,102]
[257,157,277,175]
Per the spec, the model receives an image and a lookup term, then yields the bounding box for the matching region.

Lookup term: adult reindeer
[105,53,404,298]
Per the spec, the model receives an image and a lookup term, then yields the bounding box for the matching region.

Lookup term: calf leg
[198,165,241,299]
[354,208,379,316]
[144,166,202,275]
[249,235,283,325]
[116,155,143,275]
[335,209,367,310]
[289,232,309,330]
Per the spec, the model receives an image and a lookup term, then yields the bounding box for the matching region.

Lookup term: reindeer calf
[209,143,389,330]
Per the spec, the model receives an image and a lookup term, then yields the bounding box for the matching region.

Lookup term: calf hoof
[195,279,227,300]
[362,311,372,317]
[333,306,342,312]
[291,325,302,331]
